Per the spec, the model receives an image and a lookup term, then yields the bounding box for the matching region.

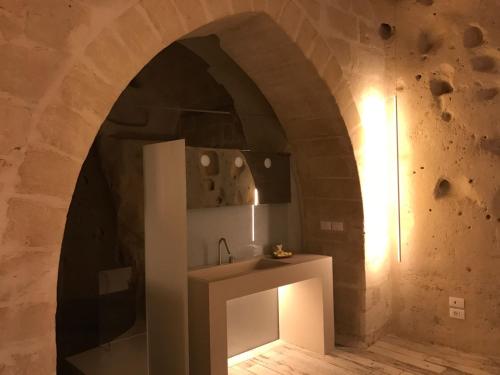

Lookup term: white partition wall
[144,140,189,375]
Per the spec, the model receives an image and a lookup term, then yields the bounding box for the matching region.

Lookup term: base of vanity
[188,254,334,375]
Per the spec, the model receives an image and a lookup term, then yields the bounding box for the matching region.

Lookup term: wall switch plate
[331,221,344,232]
[320,221,332,231]
[449,308,465,320]
[449,297,465,309]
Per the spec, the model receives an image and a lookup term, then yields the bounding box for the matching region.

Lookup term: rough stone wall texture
[390,0,500,357]
[0,0,392,372]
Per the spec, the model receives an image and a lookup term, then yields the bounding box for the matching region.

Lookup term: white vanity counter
[188,254,334,375]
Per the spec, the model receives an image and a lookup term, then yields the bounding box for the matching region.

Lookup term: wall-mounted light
[360,89,393,272]
[264,158,272,169]
[394,95,402,263]
[234,156,243,168]
[251,188,259,242]
[200,154,210,167]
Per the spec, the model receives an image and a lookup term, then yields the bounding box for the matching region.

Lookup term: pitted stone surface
[0,1,382,371]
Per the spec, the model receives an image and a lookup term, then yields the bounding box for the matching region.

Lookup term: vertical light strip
[395,95,402,263]
[251,204,255,242]
[251,188,259,243]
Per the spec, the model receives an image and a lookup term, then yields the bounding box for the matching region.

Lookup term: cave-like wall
[390,0,500,356]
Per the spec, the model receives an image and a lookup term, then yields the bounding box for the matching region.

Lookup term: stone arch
[0,0,377,372]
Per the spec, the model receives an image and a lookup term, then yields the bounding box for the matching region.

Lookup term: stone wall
[0,0,396,372]
[389,0,500,357]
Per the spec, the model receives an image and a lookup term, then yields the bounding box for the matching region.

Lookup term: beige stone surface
[24,0,91,51]
[278,0,302,40]
[0,301,55,343]
[59,62,119,120]
[17,146,81,199]
[36,106,96,159]
[232,0,253,13]
[309,36,332,75]
[0,100,31,156]
[296,18,318,57]
[252,0,266,12]
[388,0,500,357]
[265,0,286,20]
[204,0,232,19]
[326,36,352,69]
[0,11,24,41]
[296,0,320,22]
[0,248,59,305]
[111,5,162,67]
[0,44,65,102]
[326,6,359,41]
[171,0,209,31]
[0,339,56,375]
[84,27,139,86]
[140,0,185,41]
[3,198,67,247]
[6,0,484,372]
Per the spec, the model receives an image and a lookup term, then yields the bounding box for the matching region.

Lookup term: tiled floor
[229,335,500,375]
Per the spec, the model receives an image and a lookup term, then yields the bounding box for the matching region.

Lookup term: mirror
[186,147,290,209]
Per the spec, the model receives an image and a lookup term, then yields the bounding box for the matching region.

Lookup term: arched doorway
[1,2,386,373]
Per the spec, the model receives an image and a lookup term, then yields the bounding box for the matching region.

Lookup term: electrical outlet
[449,297,465,309]
[320,221,332,231]
[449,308,465,320]
[331,221,344,232]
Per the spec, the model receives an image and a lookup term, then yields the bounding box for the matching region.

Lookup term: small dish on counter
[272,244,293,259]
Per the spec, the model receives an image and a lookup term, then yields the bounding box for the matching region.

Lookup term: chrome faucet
[218,237,234,265]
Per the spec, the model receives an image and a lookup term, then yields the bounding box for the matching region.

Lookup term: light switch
[449,308,465,320]
[331,222,344,232]
[320,221,332,231]
[449,297,465,309]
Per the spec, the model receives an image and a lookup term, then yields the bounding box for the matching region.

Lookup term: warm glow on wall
[360,89,398,272]
[392,95,414,256]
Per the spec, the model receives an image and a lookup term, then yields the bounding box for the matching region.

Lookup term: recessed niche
[434,178,451,199]
[471,56,497,72]
[463,26,484,48]
[379,23,394,40]
[417,31,442,54]
[430,79,454,96]
[477,87,498,101]
[441,112,453,122]
[203,178,215,191]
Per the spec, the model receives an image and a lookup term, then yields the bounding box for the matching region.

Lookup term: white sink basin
[188,257,288,282]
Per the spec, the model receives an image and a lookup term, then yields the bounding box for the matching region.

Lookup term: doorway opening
[56,33,302,373]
